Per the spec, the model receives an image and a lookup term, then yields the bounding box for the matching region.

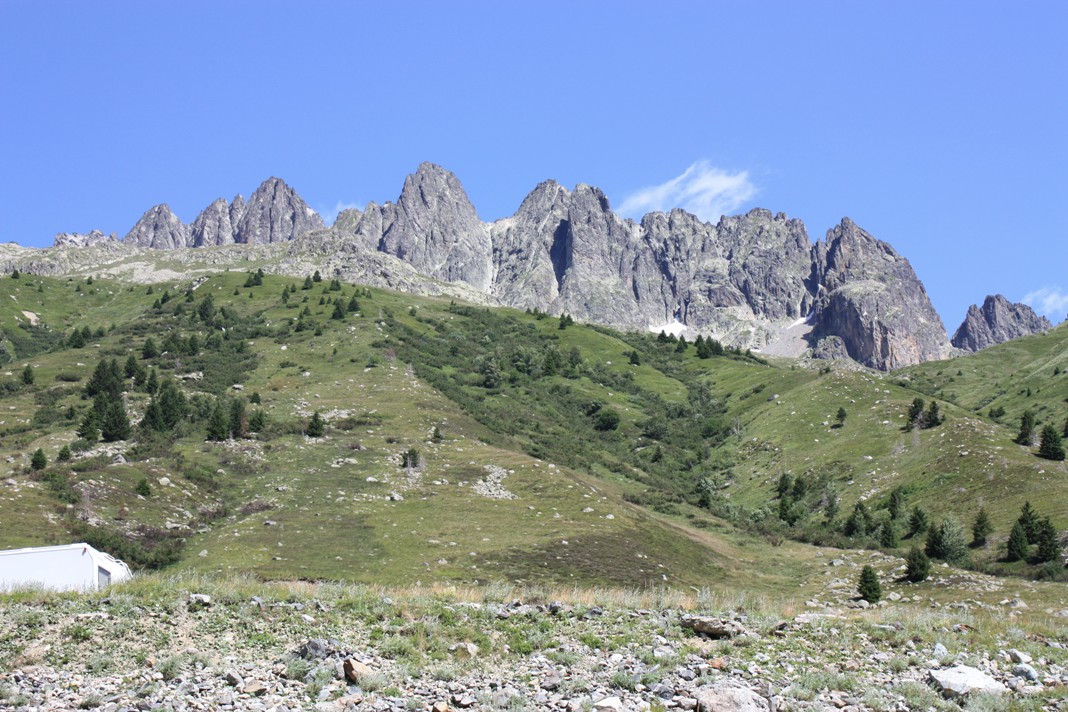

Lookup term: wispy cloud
[617,160,757,222]
[1023,287,1068,321]
[319,200,363,225]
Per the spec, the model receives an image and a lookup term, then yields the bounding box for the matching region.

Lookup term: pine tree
[312,270,322,282]
[331,301,346,320]
[306,411,325,437]
[347,295,360,313]
[1017,410,1036,445]
[675,336,687,353]
[907,506,929,536]
[206,401,230,441]
[923,401,941,429]
[906,398,925,430]
[1035,517,1061,563]
[1038,424,1065,461]
[857,565,882,603]
[229,398,247,439]
[78,410,100,444]
[905,546,930,582]
[888,487,906,521]
[142,337,159,359]
[935,518,968,564]
[302,276,314,290]
[925,522,945,559]
[879,521,899,548]
[1063,413,1068,439]
[1006,520,1030,562]
[123,354,138,378]
[844,501,873,537]
[145,368,159,395]
[1017,501,1039,544]
[835,407,847,427]
[99,400,131,442]
[21,364,34,386]
[140,398,165,432]
[57,444,71,462]
[248,409,267,432]
[971,507,993,546]
[30,448,47,471]
[628,350,641,366]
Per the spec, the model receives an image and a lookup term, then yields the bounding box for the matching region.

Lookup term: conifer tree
[835,407,847,427]
[907,506,929,536]
[30,448,46,471]
[331,301,346,320]
[306,411,325,437]
[21,364,34,386]
[1035,517,1061,563]
[923,400,941,428]
[905,546,930,582]
[99,400,131,442]
[57,444,71,462]
[347,295,360,312]
[857,565,882,603]
[906,398,925,430]
[879,521,899,548]
[1038,424,1065,461]
[142,337,159,359]
[1017,410,1036,445]
[206,401,230,441]
[888,487,906,521]
[971,507,992,546]
[1017,501,1039,544]
[1006,520,1030,562]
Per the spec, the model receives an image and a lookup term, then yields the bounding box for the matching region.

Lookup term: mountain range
[6,163,1051,370]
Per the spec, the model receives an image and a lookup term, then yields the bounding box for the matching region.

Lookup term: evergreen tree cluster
[906,398,943,430]
[1006,501,1062,564]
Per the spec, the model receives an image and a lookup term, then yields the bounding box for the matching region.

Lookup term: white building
[0,543,132,592]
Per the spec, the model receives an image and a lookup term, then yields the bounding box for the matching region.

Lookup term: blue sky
[1,1,1066,328]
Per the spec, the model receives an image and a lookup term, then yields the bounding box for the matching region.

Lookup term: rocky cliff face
[37,165,962,370]
[810,219,950,370]
[53,230,117,248]
[951,295,1051,351]
[123,205,190,249]
[234,178,323,245]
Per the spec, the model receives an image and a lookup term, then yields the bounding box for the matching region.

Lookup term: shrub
[594,408,621,431]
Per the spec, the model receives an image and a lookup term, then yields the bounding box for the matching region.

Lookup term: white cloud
[1023,287,1068,320]
[320,200,363,225]
[617,160,757,222]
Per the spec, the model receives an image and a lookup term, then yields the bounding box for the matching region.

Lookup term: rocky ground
[2,574,1068,712]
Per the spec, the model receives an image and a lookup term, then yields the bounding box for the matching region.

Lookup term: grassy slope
[0,270,1065,598]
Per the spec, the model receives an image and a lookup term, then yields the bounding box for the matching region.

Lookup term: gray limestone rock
[53,230,116,248]
[190,198,237,247]
[809,218,951,370]
[376,163,493,291]
[928,665,1007,698]
[235,177,323,245]
[123,204,190,249]
[951,294,1051,351]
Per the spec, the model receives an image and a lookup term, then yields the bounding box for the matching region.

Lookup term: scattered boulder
[695,683,770,712]
[928,665,1007,699]
[680,615,747,639]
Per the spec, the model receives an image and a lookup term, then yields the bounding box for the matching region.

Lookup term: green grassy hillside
[0,269,1065,595]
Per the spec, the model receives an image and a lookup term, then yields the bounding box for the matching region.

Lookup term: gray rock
[1012,663,1039,682]
[694,683,770,711]
[235,177,323,245]
[951,294,1052,351]
[928,665,1007,699]
[933,642,948,657]
[810,218,951,370]
[375,163,492,291]
[190,198,237,247]
[124,204,190,249]
[1008,649,1032,664]
[53,229,117,248]
[680,615,747,639]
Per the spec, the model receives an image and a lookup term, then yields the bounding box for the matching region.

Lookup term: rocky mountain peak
[376,163,492,290]
[190,198,236,247]
[123,204,190,250]
[235,177,323,245]
[810,218,950,370]
[951,294,1052,352]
